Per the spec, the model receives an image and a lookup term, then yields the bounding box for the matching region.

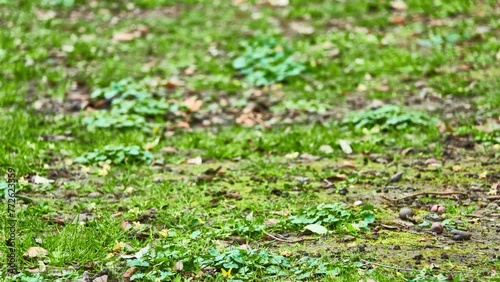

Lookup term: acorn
[431,205,445,214]
[399,207,414,221]
[430,222,443,234]
[437,206,445,214]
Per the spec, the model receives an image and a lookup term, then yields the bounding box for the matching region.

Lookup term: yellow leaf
[221,268,232,279]
[158,229,169,237]
[479,171,488,179]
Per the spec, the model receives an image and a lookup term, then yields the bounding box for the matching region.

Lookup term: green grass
[1,0,499,281]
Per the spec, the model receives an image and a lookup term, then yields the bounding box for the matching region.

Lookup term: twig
[396,191,467,202]
[262,230,317,243]
[360,259,414,272]
[486,196,500,200]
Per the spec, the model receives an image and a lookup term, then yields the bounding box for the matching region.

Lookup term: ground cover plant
[0,0,499,281]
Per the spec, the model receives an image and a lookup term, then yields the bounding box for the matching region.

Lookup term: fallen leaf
[342,161,356,169]
[425,158,439,165]
[174,261,183,271]
[187,156,202,165]
[158,229,169,237]
[120,245,150,259]
[452,165,462,172]
[290,21,314,35]
[143,137,160,151]
[33,175,52,185]
[121,220,131,231]
[23,247,48,258]
[123,267,137,282]
[113,32,136,42]
[285,152,299,159]
[265,218,279,227]
[327,174,347,181]
[164,78,184,89]
[183,65,197,75]
[225,191,242,200]
[339,140,353,154]
[184,96,203,112]
[299,153,320,161]
[389,15,405,25]
[390,0,407,11]
[267,0,289,7]
[160,146,177,153]
[304,223,328,234]
[319,144,333,154]
[479,171,488,179]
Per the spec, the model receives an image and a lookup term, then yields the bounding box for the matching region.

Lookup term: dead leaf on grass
[267,0,289,7]
[290,21,314,35]
[390,0,407,11]
[174,261,184,271]
[319,144,333,154]
[160,146,178,153]
[113,32,136,42]
[339,140,353,154]
[184,96,203,112]
[187,156,202,165]
[122,267,137,282]
[24,247,49,258]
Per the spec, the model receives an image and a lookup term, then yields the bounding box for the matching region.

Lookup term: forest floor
[0,0,499,281]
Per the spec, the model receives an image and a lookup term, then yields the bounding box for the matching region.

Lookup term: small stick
[262,230,317,243]
[486,196,500,200]
[396,191,467,201]
[360,259,414,272]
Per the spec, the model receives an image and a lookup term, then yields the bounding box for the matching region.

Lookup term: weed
[287,203,375,233]
[74,145,153,165]
[343,105,438,131]
[232,37,305,86]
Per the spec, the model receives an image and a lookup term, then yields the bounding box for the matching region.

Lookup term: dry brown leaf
[267,0,289,6]
[184,96,202,112]
[164,78,184,89]
[187,156,202,165]
[389,15,406,25]
[123,267,137,282]
[390,0,407,10]
[121,220,131,231]
[24,246,48,258]
[183,66,197,75]
[160,146,178,153]
[177,121,191,129]
[342,161,356,169]
[113,32,136,42]
[290,22,314,35]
